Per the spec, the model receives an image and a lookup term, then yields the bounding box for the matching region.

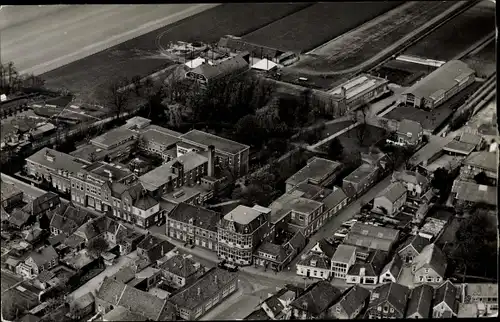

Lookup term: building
[433,280,459,318]
[139,127,180,160]
[364,282,411,319]
[1,181,23,210]
[217,205,270,266]
[260,286,298,320]
[346,249,387,285]
[25,147,90,193]
[460,151,498,184]
[406,284,433,319]
[185,54,249,85]
[329,285,370,319]
[342,163,380,198]
[179,129,249,177]
[391,170,430,198]
[168,267,238,320]
[166,203,221,251]
[251,58,278,72]
[331,244,357,279]
[90,127,137,151]
[67,292,95,320]
[402,60,475,110]
[23,192,61,218]
[290,281,342,320]
[379,254,404,284]
[253,230,306,272]
[48,203,91,237]
[461,283,498,315]
[372,182,407,216]
[296,253,332,280]
[327,74,390,112]
[387,119,424,146]
[285,157,342,192]
[16,246,59,279]
[397,235,431,264]
[451,179,497,208]
[137,235,175,263]
[344,223,400,253]
[159,253,205,289]
[118,230,145,256]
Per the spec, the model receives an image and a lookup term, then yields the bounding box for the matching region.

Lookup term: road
[0,4,218,76]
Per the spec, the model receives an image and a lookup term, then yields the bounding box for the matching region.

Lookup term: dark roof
[96,277,127,306]
[47,234,66,246]
[413,244,447,277]
[160,254,200,278]
[406,284,433,318]
[168,202,221,232]
[63,234,86,249]
[285,230,307,253]
[28,246,58,267]
[8,209,31,227]
[17,314,41,322]
[169,267,237,310]
[137,235,175,262]
[381,254,404,279]
[290,281,342,315]
[118,284,171,321]
[286,157,342,188]
[36,270,55,283]
[256,242,289,263]
[133,195,158,210]
[312,239,336,258]
[375,182,406,203]
[368,282,411,316]
[434,280,458,314]
[348,250,388,276]
[244,308,271,320]
[397,119,423,144]
[189,55,248,81]
[263,289,287,317]
[23,192,60,216]
[338,285,370,317]
[297,253,331,270]
[180,129,249,155]
[398,235,430,255]
[323,187,348,209]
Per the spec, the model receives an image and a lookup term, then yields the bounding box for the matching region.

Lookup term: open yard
[371,59,438,87]
[242,2,402,54]
[463,40,497,78]
[319,124,387,155]
[322,121,356,138]
[403,0,496,61]
[41,3,310,102]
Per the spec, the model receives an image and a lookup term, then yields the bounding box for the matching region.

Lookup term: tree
[234,115,265,148]
[431,167,450,192]
[87,236,109,257]
[39,213,50,230]
[473,171,490,185]
[1,291,22,321]
[327,138,344,161]
[106,77,131,119]
[131,75,142,97]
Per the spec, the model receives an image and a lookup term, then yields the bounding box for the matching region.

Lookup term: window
[390,308,394,313]
[377,307,381,312]
[419,276,424,282]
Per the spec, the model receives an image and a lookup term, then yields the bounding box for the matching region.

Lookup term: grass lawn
[322,121,356,138]
[319,124,387,155]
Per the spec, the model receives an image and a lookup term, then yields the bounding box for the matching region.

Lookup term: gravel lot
[403,0,496,61]
[243,2,401,53]
[41,3,309,101]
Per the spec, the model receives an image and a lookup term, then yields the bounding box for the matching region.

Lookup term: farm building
[184,53,249,85]
[401,60,475,110]
[328,74,390,112]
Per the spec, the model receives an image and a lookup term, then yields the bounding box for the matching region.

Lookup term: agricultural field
[319,124,387,155]
[403,0,496,61]
[242,2,402,53]
[41,3,310,102]
[463,40,496,78]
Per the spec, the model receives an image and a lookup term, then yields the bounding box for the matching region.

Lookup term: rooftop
[160,254,201,278]
[180,129,249,155]
[331,244,357,264]
[413,244,447,278]
[26,147,89,174]
[409,135,454,166]
[375,182,406,203]
[90,127,136,149]
[343,163,377,184]
[443,140,476,155]
[224,205,264,225]
[1,181,22,202]
[164,151,208,172]
[162,186,201,204]
[463,151,497,172]
[142,124,182,137]
[452,180,497,206]
[290,281,342,315]
[83,161,133,182]
[141,129,179,148]
[328,74,388,100]
[368,282,411,316]
[286,157,342,188]
[406,284,433,318]
[168,203,221,232]
[269,190,323,224]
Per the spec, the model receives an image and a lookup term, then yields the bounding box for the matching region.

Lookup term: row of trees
[0,62,45,95]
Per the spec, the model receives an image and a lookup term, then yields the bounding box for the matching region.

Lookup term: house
[379,254,404,283]
[118,230,145,255]
[16,246,59,279]
[397,235,430,264]
[310,238,336,258]
[1,181,23,210]
[406,284,433,318]
[401,60,475,110]
[67,292,95,320]
[244,308,272,320]
[48,203,91,237]
[166,202,221,251]
[95,276,176,321]
[451,179,497,207]
[23,192,61,218]
[218,205,271,266]
[461,283,498,315]
[372,182,407,216]
[159,253,205,289]
[260,286,298,320]
[137,234,176,263]
[101,306,148,321]
[331,244,357,279]
[364,282,411,319]
[344,223,400,253]
[412,243,447,285]
[296,253,332,280]
[8,209,34,229]
[342,163,379,198]
[433,280,459,318]
[168,267,238,320]
[390,119,424,146]
[253,242,292,272]
[329,285,370,319]
[346,249,387,285]
[391,170,430,198]
[460,151,497,184]
[73,215,127,247]
[285,157,342,192]
[290,281,342,320]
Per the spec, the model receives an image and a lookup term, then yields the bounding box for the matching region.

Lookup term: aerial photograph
[0,2,497,321]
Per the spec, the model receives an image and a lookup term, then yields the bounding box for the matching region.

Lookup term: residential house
[254,230,306,272]
[451,179,497,208]
[433,280,459,318]
[218,205,271,266]
[329,285,370,319]
[346,249,387,285]
[260,286,299,320]
[168,267,238,320]
[379,254,404,283]
[310,239,336,258]
[95,276,176,321]
[406,284,434,318]
[16,246,59,279]
[7,209,34,229]
[285,157,342,192]
[461,283,498,315]
[397,235,430,264]
[344,223,400,253]
[48,203,91,237]
[67,292,95,320]
[460,151,497,184]
[118,231,146,255]
[290,281,342,320]
[23,192,61,218]
[372,182,407,216]
[364,282,411,319]
[137,234,176,263]
[1,181,23,210]
[296,253,332,280]
[331,244,357,279]
[391,170,430,198]
[160,253,205,289]
[389,119,423,146]
[166,202,221,251]
[412,243,447,285]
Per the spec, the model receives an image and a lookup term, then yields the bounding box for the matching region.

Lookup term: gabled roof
[290,281,342,315]
[244,308,271,320]
[285,230,307,253]
[263,289,286,317]
[133,195,158,211]
[398,235,430,255]
[297,253,331,270]
[380,254,403,280]
[348,250,388,276]
[463,151,497,172]
[397,119,423,143]
[434,280,458,314]
[256,242,289,263]
[406,284,433,318]
[392,170,429,188]
[189,54,248,80]
[413,244,447,277]
[160,254,200,278]
[28,246,58,267]
[322,186,348,209]
[168,202,221,232]
[337,285,370,317]
[368,282,411,316]
[375,182,406,203]
[311,239,336,258]
[23,192,60,216]
[137,235,175,263]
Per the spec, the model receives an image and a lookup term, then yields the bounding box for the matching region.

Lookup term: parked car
[218,260,238,272]
[333,228,349,239]
[342,219,357,228]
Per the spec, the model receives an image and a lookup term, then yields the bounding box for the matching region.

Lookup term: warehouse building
[402,60,475,110]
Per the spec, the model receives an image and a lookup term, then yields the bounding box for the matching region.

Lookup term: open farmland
[242,2,402,54]
[41,3,310,102]
[403,0,496,61]
[463,40,496,78]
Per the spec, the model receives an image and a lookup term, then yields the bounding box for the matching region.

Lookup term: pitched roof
[256,242,289,263]
[332,244,356,264]
[368,282,411,316]
[322,186,348,209]
[290,281,342,315]
[375,182,406,203]
[398,235,430,255]
[413,244,447,277]
[337,285,370,317]
[28,246,58,266]
[348,250,388,276]
[23,192,60,216]
[297,253,331,270]
[406,284,433,318]
[244,308,271,320]
[263,289,286,317]
[117,284,170,320]
[392,170,429,188]
[133,195,158,211]
[452,180,497,206]
[285,230,307,253]
[101,307,147,321]
[137,235,175,263]
[398,119,423,143]
[8,209,31,227]
[434,280,458,314]
[25,147,88,175]
[463,151,497,172]
[160,254,200,278]
[381,254,404,279]
[189,55,248,81]
[286,157,342,188]
[311,239,336,258]
[168,202,221,232]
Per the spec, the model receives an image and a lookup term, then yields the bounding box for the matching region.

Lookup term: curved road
[0,4,218,76]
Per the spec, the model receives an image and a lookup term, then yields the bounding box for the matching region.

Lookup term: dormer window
[310,260,317,267]
[189,218,193,225]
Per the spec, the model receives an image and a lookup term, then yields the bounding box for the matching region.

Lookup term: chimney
[207,145,215,177]
[197,287,201,296]
[214,275,218,284]
[341,86,347,98]
[360,267,366,277]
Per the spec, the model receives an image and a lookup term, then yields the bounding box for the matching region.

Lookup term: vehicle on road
[341,219,357,228]
[218,260,238,272]
[333,228,349,239]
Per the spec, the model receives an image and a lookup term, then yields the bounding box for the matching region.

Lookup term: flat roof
[90,127,136,149]
[269,190,323,224]
[180,129,249,155]
[142,124,182,137]
[224,205,263,225]
[443,140,475,155]
[162,186,201,204]
[142,129,179,148]
[139,164,178,191]
[84,161,133,182]
[409,135,455,166]
[286,157,342,187]
[421,154,464,173]
[343,163,377,184]
[328,74,388,99]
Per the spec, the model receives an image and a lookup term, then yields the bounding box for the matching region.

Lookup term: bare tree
[354,102,371,146]
[131,75,142,97]
[106,77,131,119]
